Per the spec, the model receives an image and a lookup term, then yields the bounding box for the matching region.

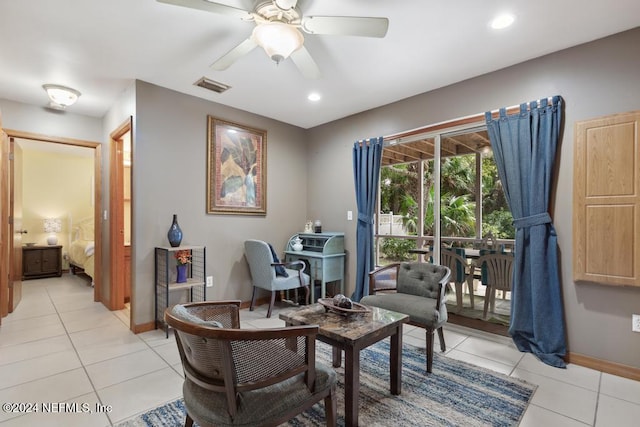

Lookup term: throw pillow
[268,243,289,277]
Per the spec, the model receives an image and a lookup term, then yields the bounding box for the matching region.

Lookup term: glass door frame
[376,120,489,265]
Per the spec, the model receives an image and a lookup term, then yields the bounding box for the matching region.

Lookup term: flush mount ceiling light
[490,13,515,30]
[307,92,321,102]
[252,21,304,64]
[42,84,81,109]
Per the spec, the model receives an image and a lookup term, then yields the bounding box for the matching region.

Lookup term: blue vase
[167,214,182,247]
[176,264,188,283]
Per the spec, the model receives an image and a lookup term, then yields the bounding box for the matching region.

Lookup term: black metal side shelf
[155,245,206,337]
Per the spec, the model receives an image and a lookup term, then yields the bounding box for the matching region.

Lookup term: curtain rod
[487,96,558,115]
[385,96,558,143]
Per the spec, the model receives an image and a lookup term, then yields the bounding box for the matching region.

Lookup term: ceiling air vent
[194,77,231,94]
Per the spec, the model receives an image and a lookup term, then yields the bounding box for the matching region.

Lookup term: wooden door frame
[109,118,132,314]
[4,129,102,304]
[0,124,9,320]
[8,138,23,312]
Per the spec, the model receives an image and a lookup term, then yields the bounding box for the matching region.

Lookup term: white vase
[292,237,303,251]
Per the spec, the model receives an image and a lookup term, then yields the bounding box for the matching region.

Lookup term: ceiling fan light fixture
[253,22,303,64]
[274,0,297,10]
[42,84,81,108]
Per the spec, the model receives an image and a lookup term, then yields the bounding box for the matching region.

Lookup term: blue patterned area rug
[118,340,536,427]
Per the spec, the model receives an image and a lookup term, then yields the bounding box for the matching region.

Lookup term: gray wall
[0,99,103,141]
[306,27,640,368]
[102,82,136,306]
[131,81,309,324]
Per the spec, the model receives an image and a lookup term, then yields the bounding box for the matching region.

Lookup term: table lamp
[44,218,62,245]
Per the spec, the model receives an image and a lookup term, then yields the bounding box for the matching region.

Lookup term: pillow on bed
[84,242,95,257]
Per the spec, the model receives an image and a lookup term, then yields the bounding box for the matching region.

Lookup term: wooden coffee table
[279,304,409,427]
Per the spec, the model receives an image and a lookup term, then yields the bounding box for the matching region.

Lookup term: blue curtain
[352,137,384,302]
[485,96,567,368]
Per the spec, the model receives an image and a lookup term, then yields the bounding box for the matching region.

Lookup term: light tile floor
[1,275,639,426]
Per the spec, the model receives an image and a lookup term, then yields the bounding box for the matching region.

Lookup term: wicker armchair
[165,301,337,427]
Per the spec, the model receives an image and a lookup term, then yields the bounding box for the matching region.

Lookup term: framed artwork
[207,116,267,215]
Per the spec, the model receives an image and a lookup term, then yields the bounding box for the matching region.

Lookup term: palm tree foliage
[380,164,418,215]
[478,154,514,238]
[380,164,419,233]
[379,152,514,240]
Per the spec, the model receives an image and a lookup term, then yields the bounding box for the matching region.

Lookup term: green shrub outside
[380,238,416,261]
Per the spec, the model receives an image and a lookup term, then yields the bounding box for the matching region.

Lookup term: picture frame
[207,116,267,215]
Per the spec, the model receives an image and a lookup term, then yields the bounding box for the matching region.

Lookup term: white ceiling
[1,1,639,129]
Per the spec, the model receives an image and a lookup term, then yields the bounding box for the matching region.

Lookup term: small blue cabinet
[284,232,345,303]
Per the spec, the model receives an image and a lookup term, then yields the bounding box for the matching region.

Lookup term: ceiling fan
[157,0,389,79]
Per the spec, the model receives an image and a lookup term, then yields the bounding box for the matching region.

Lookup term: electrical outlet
[347,210,353,221]
[206,276,213,287]
[633,314,640,332]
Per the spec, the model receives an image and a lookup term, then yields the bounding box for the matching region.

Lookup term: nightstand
[22,245,62,280]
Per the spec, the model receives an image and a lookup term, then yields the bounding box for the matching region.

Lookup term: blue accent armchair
[244,240,310,318]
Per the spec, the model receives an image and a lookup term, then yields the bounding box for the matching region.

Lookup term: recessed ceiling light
[490,13,515,30]
[308,92,321,102]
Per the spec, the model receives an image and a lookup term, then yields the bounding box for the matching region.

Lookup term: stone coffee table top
[279,303,408,346]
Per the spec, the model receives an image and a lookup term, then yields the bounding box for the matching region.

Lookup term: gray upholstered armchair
[361,262,451,373]
[244,239,310,318]
[165,301,337,427]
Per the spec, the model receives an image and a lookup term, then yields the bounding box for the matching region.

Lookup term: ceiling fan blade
[290,46,321,79]
[301,16,389,38]
[156,0,252,20]
[210,38,258,70]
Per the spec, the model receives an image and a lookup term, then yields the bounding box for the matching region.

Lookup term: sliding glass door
[375,123,514,327]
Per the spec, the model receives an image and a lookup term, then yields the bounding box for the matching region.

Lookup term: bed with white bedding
[68,218,95,281]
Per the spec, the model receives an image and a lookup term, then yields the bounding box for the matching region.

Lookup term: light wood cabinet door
[573,110,640,286]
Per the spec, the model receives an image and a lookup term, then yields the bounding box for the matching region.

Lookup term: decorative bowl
[317,298,371,316]
[24,243,36,247]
